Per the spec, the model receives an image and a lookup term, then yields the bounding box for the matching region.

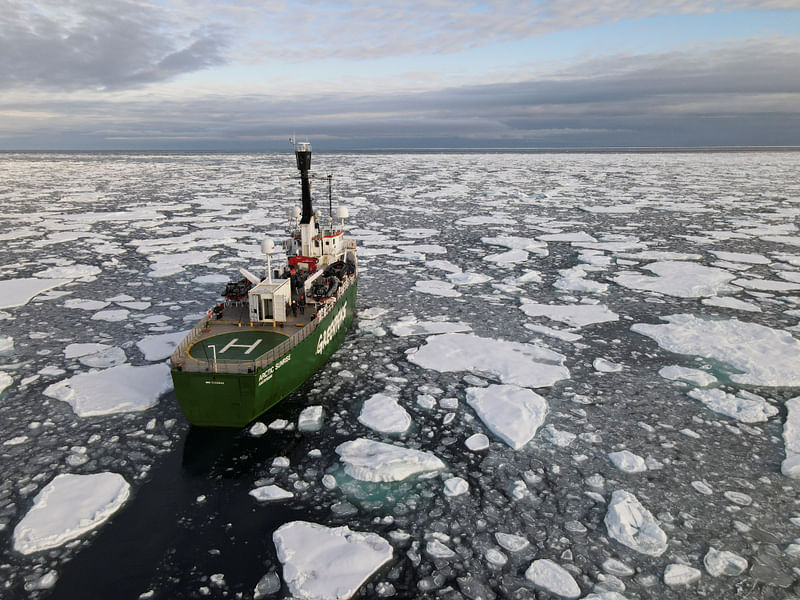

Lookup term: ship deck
[170,275,355,375]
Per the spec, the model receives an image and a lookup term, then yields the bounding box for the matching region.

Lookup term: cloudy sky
[1,0,799,150]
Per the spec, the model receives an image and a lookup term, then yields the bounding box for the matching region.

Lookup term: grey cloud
[0,0,229,90]
[1,38,798,149]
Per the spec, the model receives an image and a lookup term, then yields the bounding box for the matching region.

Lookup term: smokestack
[294,142,313,224]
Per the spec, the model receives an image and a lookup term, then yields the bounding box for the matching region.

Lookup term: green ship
[170,141,357,427]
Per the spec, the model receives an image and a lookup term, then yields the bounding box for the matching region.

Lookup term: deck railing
[170,274,355,375]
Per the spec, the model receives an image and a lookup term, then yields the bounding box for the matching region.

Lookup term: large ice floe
[604,490,668,556]
[43,363,173,416]
[13,473,130,554]
[783,397,800,478]
[273,521,392,600]
[632,314,800,386]
[687,388,778,423]
[335,438,445,482]
[407,332,569,388]
[465,385,547,450]
[613,261,736,297]
[519,301,619,328]
[0,277,72,309]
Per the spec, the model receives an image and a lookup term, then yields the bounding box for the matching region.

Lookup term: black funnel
[295,142,313,224]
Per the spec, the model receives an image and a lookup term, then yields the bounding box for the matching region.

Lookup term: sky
[1,0,799,150]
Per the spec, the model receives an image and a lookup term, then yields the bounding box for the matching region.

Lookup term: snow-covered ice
[605,490,668,556]
[613,261,735,297]
[658,365,717,387]
[687,388,778,423]
[357,393,412,434]
[465,385,548,450]
[0,278,72,309]
[137,330,188,361]
[43,363,172,417]
[704,547,748,577]
[664,563,702,587]
[13,473,130,554]
[443,477,469,497]
[335,439,445,482]
[782,396,800,478]
[633,314,800,386]
[520,301,619,327]
[525,559,581,599]
[608,450,647,473]
[273,521,392,600]
[249,485,294,502]
[298,405,325,431]
[408,332,569,388]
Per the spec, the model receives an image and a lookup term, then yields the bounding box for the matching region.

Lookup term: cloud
[1,37,798,148]
[0,0,229,90]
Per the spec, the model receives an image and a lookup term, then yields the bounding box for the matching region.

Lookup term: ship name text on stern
[316,307,347,355]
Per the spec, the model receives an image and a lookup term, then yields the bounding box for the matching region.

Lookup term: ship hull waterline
[171,281,356,428]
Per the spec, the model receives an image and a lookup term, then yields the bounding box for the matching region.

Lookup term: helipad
[187,330,289,362]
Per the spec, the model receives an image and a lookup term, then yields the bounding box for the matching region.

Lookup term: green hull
[171,281,356,427]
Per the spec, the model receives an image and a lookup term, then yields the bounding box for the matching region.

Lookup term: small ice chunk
[608,450,647,473]
[43,363,172,417]
[723,491,752,506]
[443,477,469,497]
[658,365,717,387]
[465,433,490,451]
[298,405,324,432]
[0,335,14,353]
[688,388,778,423]
[13,473,130,554]
[358,394,412,434]
[253,571,281,599]
[495,532,530,552]
[249,422,268,437]
[602,558,634,577]
[0,372,12,394]
[321,474,337,489]
[525,559,581,599]
[269,419,288,430]
[416,394,437,409]
[594,358,623,373]
[466,385,547,450]
[605,490,668,556]
[484,547,508,566]
[664,564,702,587]
[782,396,800,478]
[272,457,290,468]
[249,485,294,502]
[704,547,748,577]
[426,539,456,559]
[335,438,445,482]
[691,481,714,495]
[273,521,392,600]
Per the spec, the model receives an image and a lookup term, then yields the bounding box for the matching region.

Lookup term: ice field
[1,150,800,599]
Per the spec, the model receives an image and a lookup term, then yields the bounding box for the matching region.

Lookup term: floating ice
[664,564,702,587]
[525,559,581,599]
[466,385,547,450]
[733,278,800,292]
[495,532,530,552]
[64,343,111,359]
[524,323,582,342]
[137,330,189,361]
[0,335,13,353]
[538,231,597,243]
[608,450,647,473]
[249,485,294,502]
[782,397,800,478]
[192,274,230,285]
[632,314,800,386]
[465,433,490,451]
[703,547,748,577]
[390,319,471,337]
[426,539,456,559]
[483,248,528,265]
[0,278,71,309]
[78,346,127,368]
[658,365,717,387]
[702,296,762,312]
[0,372,12,394]
[249,422,267,437]
[298,405,324,432]
[358,393,412,434]
[91,309,130,322]
[34,264,101,280]
[447,271,492,285]
[44,363,172,417]
[13,473,130,554]
[408,333,569,388]
[413,280,461,297]
[273,521,392,600]
[555,266,608,293]
[520,301,619,328]
[613,261,735,297]
[605,490,668,556]
[687,388,778,423]
[63,298,110,311]
[335,438,445,482]
[443,477,469,497]
[594,358,623,373]
[710,251,770,264]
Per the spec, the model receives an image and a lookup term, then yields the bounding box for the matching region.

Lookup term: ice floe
[483,249,529,265]
[605,490,668,556]
[249,485,294,502]
[63,298,110,311]
[13,473,130,554]
[658,365,717,387]
[525,559,581,599]
[389,318,471,337]
[413,280,461,297]
[298,405,325,432]
[273,521,392,600]
[782,397,800,478]
[43,363,172,417]
[608,450,647,473]
[701,296,761,312]
[687,388,778,423]
[0,335,13,353]
[465,433,490,451]
[0,278,72,309]
[613,261,735,297]
[664,564,702,587]
[443,477,469,497]
[91,309,130,322]
[357,393,412,434]
[594,358,623,373]
[632,314,800,386]
[0,372,12,394]
[520,301,619,327]
[335,438,445,482]
[704,547,748,577]
[407,333,569,388]
[465,385,547,450]
[137,330,188,361]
